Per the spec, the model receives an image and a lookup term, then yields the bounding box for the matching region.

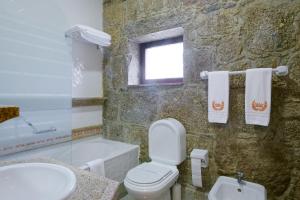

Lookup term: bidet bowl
[208,176,266,200]
[0,163,77,200]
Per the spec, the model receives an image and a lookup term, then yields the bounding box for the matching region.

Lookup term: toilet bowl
[124,118,186,200]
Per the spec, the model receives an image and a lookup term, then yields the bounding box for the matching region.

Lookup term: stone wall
[102,0,300,199]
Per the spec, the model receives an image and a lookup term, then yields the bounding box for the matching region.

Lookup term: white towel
[66,25,111,46]
[245,68,272,126]
[208,71,229,123]
[86,159,105,177]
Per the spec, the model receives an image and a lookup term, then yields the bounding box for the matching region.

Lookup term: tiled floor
[120,195,134,200]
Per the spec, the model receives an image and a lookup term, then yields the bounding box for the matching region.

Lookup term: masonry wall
[102,0,300,199]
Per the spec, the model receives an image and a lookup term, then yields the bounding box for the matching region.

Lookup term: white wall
[0,0,104,156]
[57,0,103,30]
[72,42,103,98]
[72,106,103,129]
[61,0,104,129]
[56,0,104,98]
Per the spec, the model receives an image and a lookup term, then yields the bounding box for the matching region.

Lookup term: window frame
[139,36,184,84]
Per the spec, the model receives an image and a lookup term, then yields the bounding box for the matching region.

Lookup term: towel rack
[200,66,289,80]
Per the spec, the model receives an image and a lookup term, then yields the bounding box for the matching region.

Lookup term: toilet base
[128,190,171,200]
[159,190,171,200]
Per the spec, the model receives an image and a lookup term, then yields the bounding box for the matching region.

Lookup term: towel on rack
[66,25,111,46]
[245,68,272,126]
[208,71,229,123]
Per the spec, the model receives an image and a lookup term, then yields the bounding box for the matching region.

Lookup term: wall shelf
[65,25,111,47]
[72,97,107,107]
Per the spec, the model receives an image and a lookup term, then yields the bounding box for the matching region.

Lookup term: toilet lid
[127,163,172,185]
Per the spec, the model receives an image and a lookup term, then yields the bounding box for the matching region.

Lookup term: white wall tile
[72,106,103,129]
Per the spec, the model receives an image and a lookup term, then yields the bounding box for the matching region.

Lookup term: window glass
[145,42,183,80]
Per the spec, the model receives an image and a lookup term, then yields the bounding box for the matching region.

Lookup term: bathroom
[0,0,299,199]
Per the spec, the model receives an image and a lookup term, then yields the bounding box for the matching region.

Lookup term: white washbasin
[208,176,266,200]
[0,163,76,200]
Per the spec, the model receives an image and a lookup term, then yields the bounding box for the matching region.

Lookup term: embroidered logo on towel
[252,100,268,111]
[212,101,224,111]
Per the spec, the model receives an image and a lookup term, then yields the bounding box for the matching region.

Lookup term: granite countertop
[0,158,120,200]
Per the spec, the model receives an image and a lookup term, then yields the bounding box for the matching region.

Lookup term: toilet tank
[149,118,186,165]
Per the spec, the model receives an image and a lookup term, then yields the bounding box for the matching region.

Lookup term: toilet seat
[126,163,173,186]
[124,162,179,199]
[124,162,179,190]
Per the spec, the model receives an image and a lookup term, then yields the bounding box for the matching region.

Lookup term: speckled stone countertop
[0,158,120,200]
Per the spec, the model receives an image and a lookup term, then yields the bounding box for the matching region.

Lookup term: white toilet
[124,118,186,200]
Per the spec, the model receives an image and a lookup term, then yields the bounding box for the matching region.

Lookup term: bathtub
[0,136,139,182]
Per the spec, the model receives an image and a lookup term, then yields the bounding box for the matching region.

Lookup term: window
[140,36,183,84]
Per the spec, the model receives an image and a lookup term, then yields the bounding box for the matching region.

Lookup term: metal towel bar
[200,65,288,80]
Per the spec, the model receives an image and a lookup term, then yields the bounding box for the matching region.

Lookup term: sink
[0,163,76,200]
[208,176,266,200]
